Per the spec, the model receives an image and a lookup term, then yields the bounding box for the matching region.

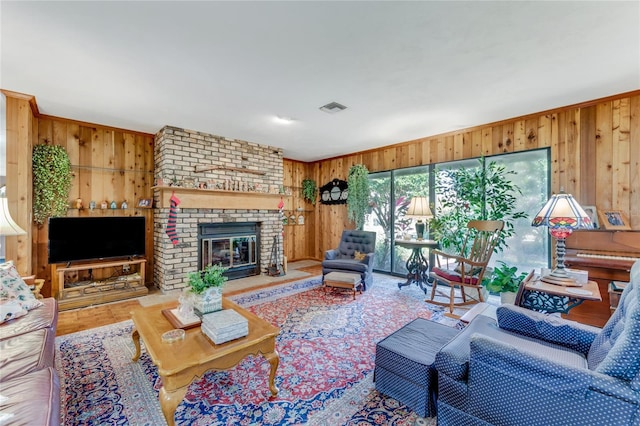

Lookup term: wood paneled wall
[282,159,318,261]
[295,91,640,258]
[3,90,155,297]
[33,117,155,295]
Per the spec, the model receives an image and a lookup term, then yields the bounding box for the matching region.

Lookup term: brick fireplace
[153,126,284,292]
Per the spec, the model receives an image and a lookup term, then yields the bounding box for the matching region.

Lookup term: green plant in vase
[187,263,228,314]
[301,178,317,205]
[483,261,528,304]
[347,164,370,230]
[32,144,72,225]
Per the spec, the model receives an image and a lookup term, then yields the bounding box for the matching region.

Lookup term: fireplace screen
[201,236,257,269]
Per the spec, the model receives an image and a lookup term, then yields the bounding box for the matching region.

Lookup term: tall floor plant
[431,158,527,255]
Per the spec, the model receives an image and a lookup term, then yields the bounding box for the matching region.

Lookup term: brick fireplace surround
[153,126,284,292]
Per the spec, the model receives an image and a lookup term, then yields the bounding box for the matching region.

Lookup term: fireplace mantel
[153,186,287,210]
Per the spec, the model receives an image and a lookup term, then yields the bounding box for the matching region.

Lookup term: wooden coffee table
[130,297,280,426]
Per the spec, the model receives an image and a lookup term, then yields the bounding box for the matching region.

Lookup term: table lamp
[531,191,592,285]
[0,186,27,237]
[406,196,432,240]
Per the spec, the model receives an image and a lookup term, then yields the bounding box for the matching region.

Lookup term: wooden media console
[51,259,147,311]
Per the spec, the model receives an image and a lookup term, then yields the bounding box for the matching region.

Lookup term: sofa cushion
[321,259,368,273]
[0,298,58,341]
[0,328,55,382]
[435,315,588,381]
[0,367,60,426]
[0,262,43,311]
[496,304,599,355]
[0,299,27,324]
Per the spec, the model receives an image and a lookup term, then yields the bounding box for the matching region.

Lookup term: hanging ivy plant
[32,144,72,225]
[301,178,317,205]
[347,164,370,230]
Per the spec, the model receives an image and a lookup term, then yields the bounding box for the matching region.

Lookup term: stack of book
[201,309,249,344]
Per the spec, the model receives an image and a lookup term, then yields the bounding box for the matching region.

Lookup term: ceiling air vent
[319,102,347,114]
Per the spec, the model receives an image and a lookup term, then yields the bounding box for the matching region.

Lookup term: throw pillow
[0,262,43,311]
[354,251,367,261]
[0,298,28,323]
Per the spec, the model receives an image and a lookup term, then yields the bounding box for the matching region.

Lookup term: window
[367,149,549,276]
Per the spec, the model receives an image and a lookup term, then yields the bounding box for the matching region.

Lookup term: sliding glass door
[368,149,549,276]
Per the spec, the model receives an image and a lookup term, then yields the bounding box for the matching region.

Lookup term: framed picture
[137,198,153,208]
[582,205,599,229]
[598,210,631,230]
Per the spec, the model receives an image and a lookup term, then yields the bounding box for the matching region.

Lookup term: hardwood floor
[56,264,322,336]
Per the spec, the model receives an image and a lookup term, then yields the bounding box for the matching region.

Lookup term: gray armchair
[322,230,376,290]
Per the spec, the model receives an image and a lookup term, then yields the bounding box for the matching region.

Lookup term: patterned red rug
[56,274,461,425]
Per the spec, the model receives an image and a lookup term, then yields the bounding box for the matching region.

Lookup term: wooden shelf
[194,165,266,175]
[153,186,287,210]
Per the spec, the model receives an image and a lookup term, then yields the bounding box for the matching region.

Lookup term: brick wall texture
[153,126,284,292]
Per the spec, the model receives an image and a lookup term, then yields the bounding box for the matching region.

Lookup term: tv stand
[51,259,147,311]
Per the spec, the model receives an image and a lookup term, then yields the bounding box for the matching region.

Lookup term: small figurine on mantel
[110,201,117,209]
[101,200,108,210]
[121,200,128,209]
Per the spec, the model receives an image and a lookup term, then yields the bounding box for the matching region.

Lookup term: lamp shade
[405,196,433,219]
[531,192,592,234]
[0,187,27,236]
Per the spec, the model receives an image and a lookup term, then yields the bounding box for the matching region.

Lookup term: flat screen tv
[48,216,146,264]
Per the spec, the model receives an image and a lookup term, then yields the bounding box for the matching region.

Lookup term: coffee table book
[162,308,202,330]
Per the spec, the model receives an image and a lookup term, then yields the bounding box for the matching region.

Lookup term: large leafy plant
[187,263,228,294]
[347,164,370,230]
[430,158,527,255]
[484,261,528,293]
[32,144,72,225]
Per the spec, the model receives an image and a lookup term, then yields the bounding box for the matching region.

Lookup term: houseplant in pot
[187,263,228,315]
[483,261,528,304]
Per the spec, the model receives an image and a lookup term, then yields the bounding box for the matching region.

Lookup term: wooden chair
[428,220,504,315]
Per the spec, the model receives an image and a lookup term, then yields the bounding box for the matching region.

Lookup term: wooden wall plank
[595,102,613,210]
[629,97,640,229]
[612,99,631,212]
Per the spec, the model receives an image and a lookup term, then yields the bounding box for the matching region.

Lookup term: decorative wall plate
[319,179,348,205]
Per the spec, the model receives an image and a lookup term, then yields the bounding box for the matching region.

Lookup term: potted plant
[32,144,72,225]
[347,164,370,230]
[301,178,317,205]
[187,263,228,314]
[483,261,528,304]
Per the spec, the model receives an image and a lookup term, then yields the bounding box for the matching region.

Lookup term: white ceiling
[1,1,639,162]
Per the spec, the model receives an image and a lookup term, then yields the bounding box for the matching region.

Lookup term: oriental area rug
[55,274,464,425]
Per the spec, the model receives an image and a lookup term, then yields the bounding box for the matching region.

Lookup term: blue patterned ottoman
[374,318,461,417]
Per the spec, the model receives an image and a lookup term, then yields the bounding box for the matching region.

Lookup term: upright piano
[563,230,640,327]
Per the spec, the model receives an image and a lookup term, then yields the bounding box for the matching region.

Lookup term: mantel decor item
[531,191,593,286]
[188,263,228,315]
[32,144,72,225]
[347,164,370,230]
[405,196,433,240]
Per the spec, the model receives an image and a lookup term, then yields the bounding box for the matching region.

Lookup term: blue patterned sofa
[434,259,640,426]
